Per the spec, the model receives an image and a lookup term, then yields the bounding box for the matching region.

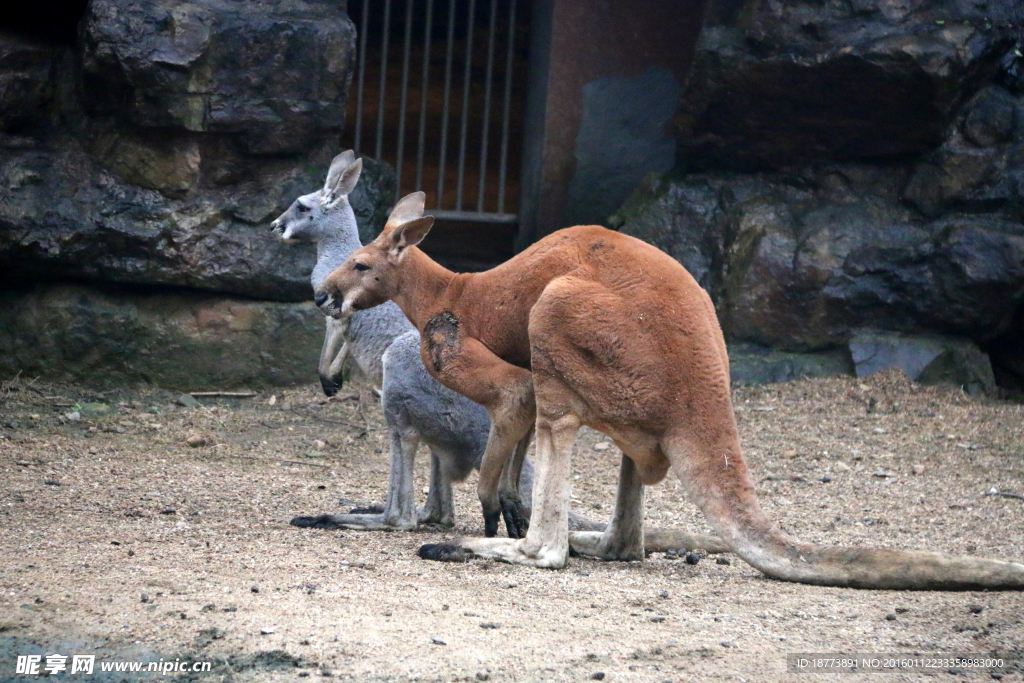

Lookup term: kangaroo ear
[389,216,435,254]
[323,152,361,207]
[385,191,426,230]
[323,150,355,194]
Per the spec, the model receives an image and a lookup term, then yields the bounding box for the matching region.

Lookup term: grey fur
[271,152,537,530]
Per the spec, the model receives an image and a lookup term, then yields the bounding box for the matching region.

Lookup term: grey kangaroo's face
[270,191,325,242]
[270,149,363,243]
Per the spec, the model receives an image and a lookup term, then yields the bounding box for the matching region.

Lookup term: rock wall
[613,0,1024,391]
[0,0,397,388]
[0,284,324,390]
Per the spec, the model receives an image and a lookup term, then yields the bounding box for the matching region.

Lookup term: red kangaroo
[315,192,1024,589]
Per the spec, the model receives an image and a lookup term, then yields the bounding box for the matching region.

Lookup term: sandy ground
[1,369,1022,683]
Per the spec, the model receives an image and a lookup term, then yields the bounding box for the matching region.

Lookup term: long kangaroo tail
[667,435,1024,590]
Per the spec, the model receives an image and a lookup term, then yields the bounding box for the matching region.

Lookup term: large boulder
[849,329,995,394]
[676,0,1022,171]
[0,283,326,389]
[0,136,396,302]
[80,0,356,155]
[615,167,1024,351]
[612,0,1024,390]
[0,0,399,304]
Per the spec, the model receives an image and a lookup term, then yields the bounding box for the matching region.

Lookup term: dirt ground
[1,369,1022,683]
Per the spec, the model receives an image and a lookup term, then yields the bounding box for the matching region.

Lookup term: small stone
[593,442,611,451]
[720,641,733,648]
[659,590,669,599]
[430,637,446,645]
[895,607,910,614]
[268,395,277,406]
[201,603,216,612]
[280,402,292,411]
[716,557,731,565]
[873,469,888,478]
[650,616,665,623]
[185,433,207,448]
[44,479,61,486]
[885,613,897,621]
[66,411,81,421]
[591,673,605,681]
[911,464,925,475]
[176,394,201,409]
[834,462,851,471]
[251,586,260,593]
[476,674,490,682]
[160,508,176,515]
[821,476,832,483]
[479,622,500,629]
[968,604,984,614]
[783,449,798,458]
[684,553,700,565]
[141,593,149,603]
[313,439,327,449]
[79,402,115,419]
[260,627,275,635]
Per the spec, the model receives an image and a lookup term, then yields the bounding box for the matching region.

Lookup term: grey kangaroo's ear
[326,158,362,207]
[323,150,356,195]
[384,191,426,230]
[389,216,435,253]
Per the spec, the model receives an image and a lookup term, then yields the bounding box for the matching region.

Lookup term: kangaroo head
[316,191,434,319]
[270,150,363,242]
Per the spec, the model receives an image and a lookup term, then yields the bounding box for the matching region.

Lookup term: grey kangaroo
[272,151,727,552]
[272,151,533,532]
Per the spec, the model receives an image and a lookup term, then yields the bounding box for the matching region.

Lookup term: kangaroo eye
[297,203,311,213]
[354,263,370,272]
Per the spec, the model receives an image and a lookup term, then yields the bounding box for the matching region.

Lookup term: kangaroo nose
[314,291,329,307]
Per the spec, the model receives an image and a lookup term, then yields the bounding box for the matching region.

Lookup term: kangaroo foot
[456,537,568,569]
[417,506,455,527]
[417,543,475,562]
[290,512,415,531]
[569,531,644,561]
[290,514,346,530]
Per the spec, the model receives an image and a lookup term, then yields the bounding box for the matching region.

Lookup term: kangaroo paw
[483,509,501,538]
[418,543,475,563]
[500,495,530,539]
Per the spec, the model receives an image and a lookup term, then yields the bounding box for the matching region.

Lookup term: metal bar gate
[344,0,527,225]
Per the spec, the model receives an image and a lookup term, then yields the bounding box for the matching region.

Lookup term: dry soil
[1,370,1022,682]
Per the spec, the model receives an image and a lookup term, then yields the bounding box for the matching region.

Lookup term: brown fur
[316,193,1024,589]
